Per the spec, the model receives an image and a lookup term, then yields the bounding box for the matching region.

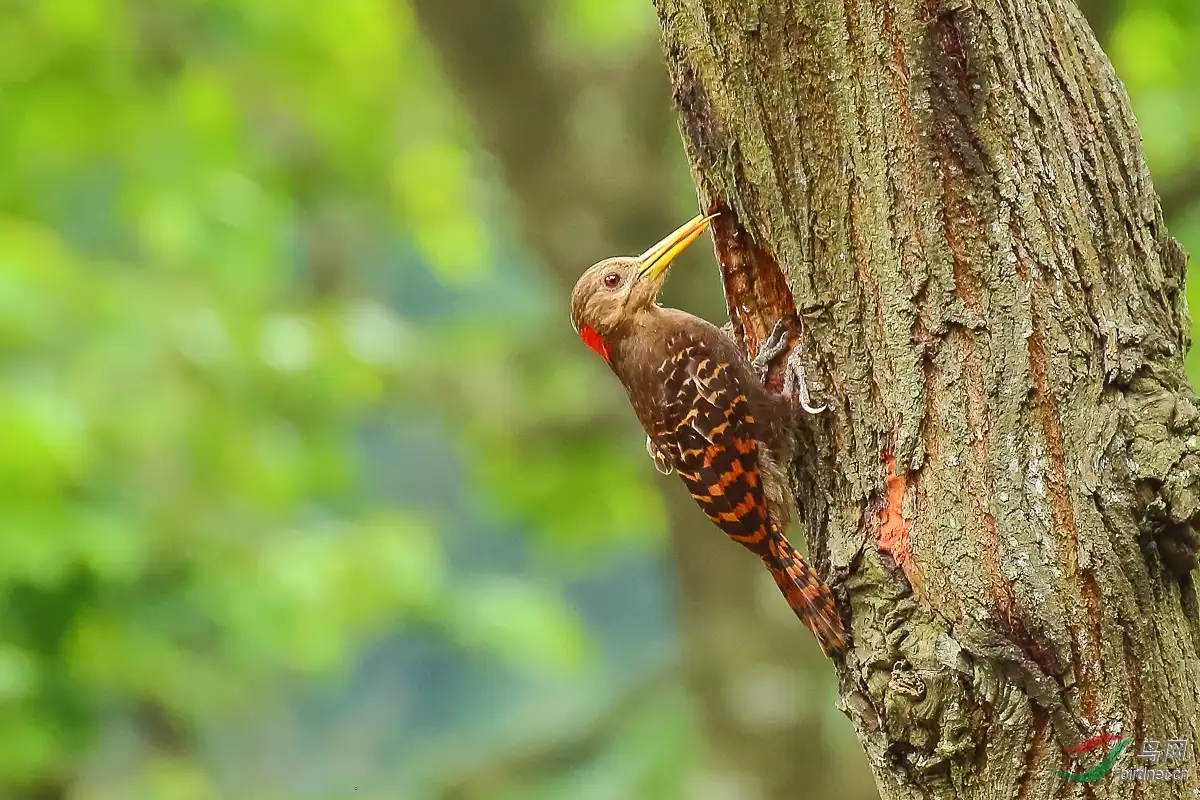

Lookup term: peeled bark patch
[655,0,1200,797]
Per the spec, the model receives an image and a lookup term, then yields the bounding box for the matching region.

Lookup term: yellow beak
[636,213,717,282]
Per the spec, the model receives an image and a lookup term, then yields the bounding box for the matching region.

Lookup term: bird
[569,214,848,657]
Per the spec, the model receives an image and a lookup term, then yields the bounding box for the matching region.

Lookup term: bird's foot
[752,319,827,415]
[785,347,828,415]
[646,435,673,475]
[750,319,790,378]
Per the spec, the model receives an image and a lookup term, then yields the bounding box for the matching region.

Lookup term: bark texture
[656,0,1200,797]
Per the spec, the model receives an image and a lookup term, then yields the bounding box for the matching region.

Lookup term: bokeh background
[0,0,1195,798]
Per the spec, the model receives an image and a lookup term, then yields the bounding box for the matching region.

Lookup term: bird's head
[569,214,715,363]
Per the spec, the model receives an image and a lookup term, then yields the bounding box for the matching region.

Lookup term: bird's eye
[603,273,622,289]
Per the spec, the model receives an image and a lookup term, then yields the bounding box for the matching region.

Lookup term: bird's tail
[763,533,849,657]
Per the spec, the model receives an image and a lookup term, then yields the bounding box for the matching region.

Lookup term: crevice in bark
[705,201,800,375]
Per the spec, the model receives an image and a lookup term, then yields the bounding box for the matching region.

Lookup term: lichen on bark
[655,0,1200,797]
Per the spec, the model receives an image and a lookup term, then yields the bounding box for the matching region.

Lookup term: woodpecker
[570,215,848,657]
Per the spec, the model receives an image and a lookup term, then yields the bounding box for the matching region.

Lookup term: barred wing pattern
[650,334,847,656]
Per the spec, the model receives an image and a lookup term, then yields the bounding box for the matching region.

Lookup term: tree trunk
[655,0,1200,797]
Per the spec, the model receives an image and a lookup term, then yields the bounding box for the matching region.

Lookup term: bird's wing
[648,331,848,656]
[651,335,772,550]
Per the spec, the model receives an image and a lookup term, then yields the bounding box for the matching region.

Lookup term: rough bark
[656,0,1200,798]
[411,2,872,798]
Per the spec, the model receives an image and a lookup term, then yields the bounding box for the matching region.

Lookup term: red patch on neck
[578,325,611,363]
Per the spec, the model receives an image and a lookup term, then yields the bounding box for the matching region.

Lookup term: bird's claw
[647,435,674,475]
[750,319,791,379]
[785,348,827,414]
[752,318,827,415]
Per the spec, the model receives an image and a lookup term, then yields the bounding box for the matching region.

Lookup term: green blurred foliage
[0,0,1197,797]
[0,0,663,796]
[1110,2,1198,176]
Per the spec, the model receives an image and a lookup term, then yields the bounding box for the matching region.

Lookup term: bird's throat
[578,324,611,363]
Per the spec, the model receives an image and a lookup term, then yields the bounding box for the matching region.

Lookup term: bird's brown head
[569,214,714,363]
